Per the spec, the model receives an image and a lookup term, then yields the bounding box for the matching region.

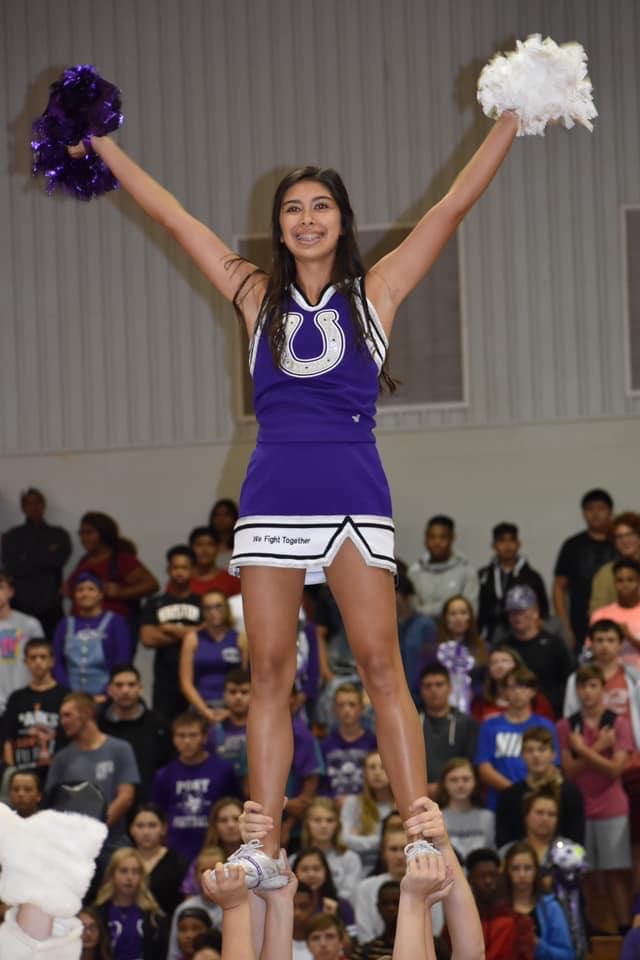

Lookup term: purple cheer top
[232,278,396,583]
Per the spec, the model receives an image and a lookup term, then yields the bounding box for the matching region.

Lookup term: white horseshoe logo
[280,309,345,378]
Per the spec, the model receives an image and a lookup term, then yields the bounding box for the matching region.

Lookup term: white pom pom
[477,34,598,137]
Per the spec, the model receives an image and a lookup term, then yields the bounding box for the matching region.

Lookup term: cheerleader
[65,33,595,887]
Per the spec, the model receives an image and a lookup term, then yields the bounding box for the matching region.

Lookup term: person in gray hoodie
[409,516,479,619]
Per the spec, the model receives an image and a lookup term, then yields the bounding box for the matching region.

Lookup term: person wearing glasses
[180,591,247,726]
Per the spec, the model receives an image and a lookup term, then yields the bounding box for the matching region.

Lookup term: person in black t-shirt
[0,488,72,640]
[478,522,549,644]
[140,545,202,722]
[495,725,585,849]
[553,488,616,651]
[2,638,68,783]
[503,586,574,718]
[98,664,172,804]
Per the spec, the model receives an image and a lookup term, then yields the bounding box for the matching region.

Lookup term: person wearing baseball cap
[503,586,574,717]
[52,574,131,698]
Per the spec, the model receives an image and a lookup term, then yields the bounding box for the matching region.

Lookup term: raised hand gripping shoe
[223,839,289,890]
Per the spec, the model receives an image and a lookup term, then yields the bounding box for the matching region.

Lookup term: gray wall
[1,0,639,582]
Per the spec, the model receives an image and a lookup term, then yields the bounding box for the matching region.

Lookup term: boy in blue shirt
[475,665,560,809]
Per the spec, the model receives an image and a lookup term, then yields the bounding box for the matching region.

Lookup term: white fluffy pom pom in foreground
[477,34,597,137]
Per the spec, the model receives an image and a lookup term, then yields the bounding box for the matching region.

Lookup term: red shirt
[190,570,241,598]
[472,691,555,722]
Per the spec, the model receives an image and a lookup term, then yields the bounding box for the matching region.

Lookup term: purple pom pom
[31,65,124,201]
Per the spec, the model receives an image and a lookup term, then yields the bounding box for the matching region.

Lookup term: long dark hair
[232,165,397,392]
[294,846,338,903]
[503,841,543,903]
[78,905,114,960]
[81,512,136,555]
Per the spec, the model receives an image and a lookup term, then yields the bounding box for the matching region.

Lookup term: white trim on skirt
[230,514,396,584]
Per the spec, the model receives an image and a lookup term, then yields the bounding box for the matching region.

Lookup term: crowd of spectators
[1,484,640,959]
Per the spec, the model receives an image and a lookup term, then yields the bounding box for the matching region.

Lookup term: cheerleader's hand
[201,862,248,910]
[404,797,448,847]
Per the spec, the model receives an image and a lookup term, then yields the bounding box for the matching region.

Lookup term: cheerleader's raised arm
[367,110,518,335]
[83,135,266,330]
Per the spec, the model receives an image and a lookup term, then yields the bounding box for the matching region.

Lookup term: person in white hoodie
[408,516,479,619]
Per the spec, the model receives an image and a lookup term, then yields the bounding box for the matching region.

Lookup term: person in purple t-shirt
[151,713,240,862]
[180,591,245,724]
[208,668,251,776]
[321,683,377,799]
[52,572,131,697]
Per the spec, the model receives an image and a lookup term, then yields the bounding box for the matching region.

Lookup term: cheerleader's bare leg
[325,539,428,822]
[240,564,306,858]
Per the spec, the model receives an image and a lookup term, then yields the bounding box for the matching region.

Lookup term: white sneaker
[224,840,289,890]
[404,839,442,860]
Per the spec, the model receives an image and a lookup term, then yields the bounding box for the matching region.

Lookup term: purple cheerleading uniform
[232,279,395,583]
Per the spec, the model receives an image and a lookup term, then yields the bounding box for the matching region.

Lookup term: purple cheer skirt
[230,441,395,584]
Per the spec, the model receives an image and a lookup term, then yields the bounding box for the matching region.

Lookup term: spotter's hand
[201,862,249,909]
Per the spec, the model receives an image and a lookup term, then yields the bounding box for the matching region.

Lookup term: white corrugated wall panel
[1,0,639,456]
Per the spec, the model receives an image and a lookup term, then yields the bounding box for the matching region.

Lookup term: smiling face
[73,579,103,616]
[279,180,342,264]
